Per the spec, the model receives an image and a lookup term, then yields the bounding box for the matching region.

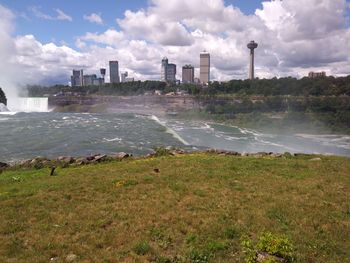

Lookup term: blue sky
[0,0,349,85]
[1,0,265,46]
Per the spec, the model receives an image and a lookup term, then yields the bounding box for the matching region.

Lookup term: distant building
[308,71,326,78]
[161,57,176,83]
[125,77,135,82]
[121,72,128,83]
[71,69,83,87]
[200,51,210,84]
[83,74,97,86]
[109,61,120,83]
[182,65,195,83]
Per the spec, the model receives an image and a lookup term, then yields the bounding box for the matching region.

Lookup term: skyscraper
[200,51,210,84]
[182,65,195,83]
[109,61,120,83]
[71,69,83,87]
[161,57,176,83]
[161,57,168,82]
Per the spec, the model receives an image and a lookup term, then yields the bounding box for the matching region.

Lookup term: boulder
[57,156,75,164]
[92,154,107,163]
[0,162,9,168]
[111,152,131,159]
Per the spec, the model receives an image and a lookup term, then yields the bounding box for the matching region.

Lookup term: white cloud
[83,13,103,25]
[80,29,125,47]
[55,8,72,21]
[29,6,72,22]
[1,0,349,86]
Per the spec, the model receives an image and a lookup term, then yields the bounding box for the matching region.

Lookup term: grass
[0,154,349,262]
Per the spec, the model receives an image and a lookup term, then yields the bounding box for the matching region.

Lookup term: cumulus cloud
[29,6,72,21]
[83,13,103,25]
[2,0,350,86]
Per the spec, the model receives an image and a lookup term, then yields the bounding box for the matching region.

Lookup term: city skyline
[0,0,349,87]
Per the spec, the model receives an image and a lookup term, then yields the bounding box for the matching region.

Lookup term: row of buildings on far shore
[161,51,210,85]
[70,61,134,87]
[70,42,327,87]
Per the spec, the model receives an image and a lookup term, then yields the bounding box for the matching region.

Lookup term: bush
[241,232,294,263]
[133,241,151,255]
[153,147,172,157]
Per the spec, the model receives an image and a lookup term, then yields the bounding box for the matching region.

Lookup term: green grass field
[0,154,349,262]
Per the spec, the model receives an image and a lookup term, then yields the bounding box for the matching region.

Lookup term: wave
[150,115,189,145]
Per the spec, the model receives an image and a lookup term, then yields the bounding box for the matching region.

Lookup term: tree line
[27,75,350,97]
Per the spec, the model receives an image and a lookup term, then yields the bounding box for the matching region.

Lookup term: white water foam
[8,97,49,112]
[150,115,189,145]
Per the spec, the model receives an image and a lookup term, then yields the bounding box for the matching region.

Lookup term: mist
[0,5,23,109]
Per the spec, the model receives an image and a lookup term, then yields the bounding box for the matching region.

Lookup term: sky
[0,0,349,88]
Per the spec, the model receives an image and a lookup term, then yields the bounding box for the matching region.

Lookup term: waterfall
[8,97,49,112]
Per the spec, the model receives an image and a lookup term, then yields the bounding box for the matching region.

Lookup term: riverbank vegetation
[1,153,349,262]
[26,76,350,133]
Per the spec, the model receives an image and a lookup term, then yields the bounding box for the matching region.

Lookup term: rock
[0,162,9,168]
[270,153,283,158]
[154,168,160,173]
[309,157,322,161]
[92,154,107,163]
[57,156,75,164]
[257,251,283,263]
[66,253,77,262]
[112,152,131,159]
[75,157,88,165]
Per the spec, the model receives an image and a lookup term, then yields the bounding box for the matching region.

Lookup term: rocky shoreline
[0,149,322,172]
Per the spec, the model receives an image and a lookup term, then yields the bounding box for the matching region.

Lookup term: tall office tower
[71,69,83,87]
[109,61,120,83]
[121,71,128,83]
[182,65,195,83]
[200,51,210,84]
[161,57,168,81]
[166,64,176,82]
[247,40,258,80]
[161,57,176,83]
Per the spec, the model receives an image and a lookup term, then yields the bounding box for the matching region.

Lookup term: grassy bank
[1,154,349,262]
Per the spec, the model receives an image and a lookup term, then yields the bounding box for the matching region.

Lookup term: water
[0,112,349,162]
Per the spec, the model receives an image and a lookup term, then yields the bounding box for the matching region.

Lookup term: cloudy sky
[0,0,349,89]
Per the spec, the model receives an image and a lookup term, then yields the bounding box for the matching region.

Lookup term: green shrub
[257,232,294,261]
[188,250,210,263]
[153,147,172,157]
[133,241,151,255]
[241,232,294,263]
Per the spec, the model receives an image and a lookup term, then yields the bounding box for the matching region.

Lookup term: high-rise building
[161,57,176,83]
[200,51,210,84]
[109,61,120,83]
[308,71,326,78]
[161,57,168,82]
[83,74,97,86]
[167,64,176,82]
[182,65,195,83]
[247,40,258,80]
[71,69,83,87]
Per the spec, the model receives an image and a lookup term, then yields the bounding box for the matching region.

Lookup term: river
[0,112,349,162]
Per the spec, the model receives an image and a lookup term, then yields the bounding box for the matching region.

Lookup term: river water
[0,112,349,162]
